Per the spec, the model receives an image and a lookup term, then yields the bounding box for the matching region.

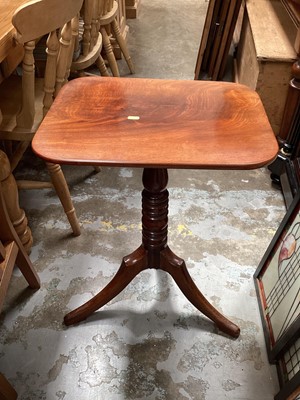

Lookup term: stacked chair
[72,0,135,77]
[0,0,85,237]
[0,0,134,242]
[71,0,110,77]
[99,0,134,76]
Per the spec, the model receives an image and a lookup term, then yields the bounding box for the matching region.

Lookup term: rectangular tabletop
[32,77,279,169]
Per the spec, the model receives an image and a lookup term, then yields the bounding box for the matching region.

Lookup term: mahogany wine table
[32,77,278,338]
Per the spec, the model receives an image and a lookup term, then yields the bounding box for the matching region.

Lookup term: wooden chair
[0,179,40,313]
[99,0,134,76]
[71,0,110,77]
[0,111,33,254]
[0,171,40,400]
[0,0,84,236]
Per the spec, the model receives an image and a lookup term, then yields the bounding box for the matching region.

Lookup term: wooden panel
[246,0,296,61]
[125,0,141,19]
[0,67,4,85]
[233,0,245,45]
[295,28,300,52]
[281,0,300,52]
[235,10,260,89]
[281,0,300,25]
[0,241,5,262]
[257,62,293,135]
[217,0,242,79]
[195,0,243,81]
[201,0,222,74]
[235,0,297,134]
[194,0,217,79]
[208,0,230,77]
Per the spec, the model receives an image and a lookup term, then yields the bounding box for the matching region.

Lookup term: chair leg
[100,27,120,77]
[96,55,110,77]
[111,19,134,74]
[0,182,40,308]
[0,150,33,253]
[9,140,31,172]
[45,162,81,236]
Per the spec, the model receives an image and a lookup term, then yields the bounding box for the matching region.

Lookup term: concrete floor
[0,1,287,399]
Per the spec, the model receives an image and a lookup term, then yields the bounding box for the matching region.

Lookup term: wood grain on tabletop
[32,76,279,170]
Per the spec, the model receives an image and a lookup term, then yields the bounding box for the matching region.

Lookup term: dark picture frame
[254,191,300,363]
[275,337,300,400]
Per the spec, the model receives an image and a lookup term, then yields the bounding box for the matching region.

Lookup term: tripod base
[64,168,240,338]
[64,244,240,338]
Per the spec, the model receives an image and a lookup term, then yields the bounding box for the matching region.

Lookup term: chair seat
[0,76,44,141]
[72,34,104,71]
[99,0,118,24]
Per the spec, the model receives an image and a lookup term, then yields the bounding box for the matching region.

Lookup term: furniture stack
[268,1,300,222]
[0,0,84,238]
[234,0,297,135]
[72,0,134,78]
[98,0,134,76]
[194,0,242,81]
[0,0,135,250]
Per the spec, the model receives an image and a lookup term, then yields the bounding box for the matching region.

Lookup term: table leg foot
[160,246,240,338]
[64,245,147,326]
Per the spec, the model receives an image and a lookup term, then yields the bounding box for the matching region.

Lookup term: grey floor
[0,1,287,399]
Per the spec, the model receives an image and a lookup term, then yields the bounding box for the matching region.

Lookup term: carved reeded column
[0,150,33,253]
[268,57,300,207]
[142,168,169,268]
